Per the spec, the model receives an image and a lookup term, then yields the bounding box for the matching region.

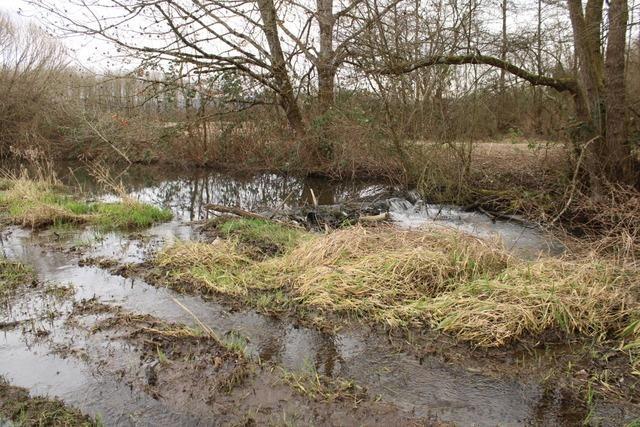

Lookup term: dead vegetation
[155,225,640,353]
[558,184,640,263]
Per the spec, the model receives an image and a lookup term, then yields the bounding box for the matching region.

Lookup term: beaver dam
[1,167,639,426]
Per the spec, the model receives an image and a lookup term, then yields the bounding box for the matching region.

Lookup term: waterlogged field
[0,166,638,426]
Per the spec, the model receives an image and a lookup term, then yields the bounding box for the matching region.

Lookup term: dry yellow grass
[426,259,636,346]
[156,225,639,347]
[156,240,251,296]
[258,227,509,326]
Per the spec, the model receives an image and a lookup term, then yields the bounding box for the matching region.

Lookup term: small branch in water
[171,297,219,341]
[203,204,267,220]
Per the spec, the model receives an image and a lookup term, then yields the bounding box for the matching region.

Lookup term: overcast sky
[2,0,638,76]
[1,0,126,72]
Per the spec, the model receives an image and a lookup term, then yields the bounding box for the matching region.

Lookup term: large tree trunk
[603,0,635,183]
[318,66,336,113]
[317,0,336,113]
[567,0,605,131]
[499,0,507,94]
[257,0,306,135]
[567,0,637,189]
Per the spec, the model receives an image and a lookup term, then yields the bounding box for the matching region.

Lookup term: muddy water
[2,223,636,426]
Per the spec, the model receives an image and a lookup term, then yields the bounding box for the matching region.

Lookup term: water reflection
[52,163,562,257]
[59,165,389,222]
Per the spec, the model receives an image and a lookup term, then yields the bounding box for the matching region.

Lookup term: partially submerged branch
[204,204,268,221]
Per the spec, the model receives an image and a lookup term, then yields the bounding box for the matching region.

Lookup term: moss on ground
[0,258,35,300]
[0,378,99,426]
[155,225,640,350]
[0,177,171,230]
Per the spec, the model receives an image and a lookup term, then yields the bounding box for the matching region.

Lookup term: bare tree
[278,0,405,113]
[30,0,306,134]
[0,12,69,155]
[364,0,638,189]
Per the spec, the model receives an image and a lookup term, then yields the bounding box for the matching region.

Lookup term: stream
[0,166,636,426]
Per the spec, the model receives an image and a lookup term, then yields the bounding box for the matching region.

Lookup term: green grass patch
[0,377,100,426]
[215,218,308,256]
[0,258,35,300]
[0,177,171,230]
[92,202,172,230]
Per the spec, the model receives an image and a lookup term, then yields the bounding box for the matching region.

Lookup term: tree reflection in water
[58,164,388,221]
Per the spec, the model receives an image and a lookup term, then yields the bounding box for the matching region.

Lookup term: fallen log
[359,212,390,222]
[203,204,268,220]
[204,202,389,230]
[203,204,305,229]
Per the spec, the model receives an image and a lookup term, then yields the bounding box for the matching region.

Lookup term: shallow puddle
[1,327,210,426]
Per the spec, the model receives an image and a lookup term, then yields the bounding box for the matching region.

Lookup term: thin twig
[81,112,132,165]
[171,296,219,341]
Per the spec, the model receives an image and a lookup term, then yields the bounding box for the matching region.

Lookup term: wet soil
[57,300,424,426]
[0,377,98,426]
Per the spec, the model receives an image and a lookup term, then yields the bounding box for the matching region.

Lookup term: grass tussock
[426,259,636,346]
[215,218,308,256]
[0,257,35,300]
[92,202,172,230]
[0,377,99,426]
[0,176,171,230]
[156,240,252,296]
[156,225,640,347]
[259,227,510,327]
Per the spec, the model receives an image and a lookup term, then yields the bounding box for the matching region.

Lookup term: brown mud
[56,300,424,426]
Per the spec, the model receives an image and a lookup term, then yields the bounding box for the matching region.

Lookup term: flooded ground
[1,165,638,426]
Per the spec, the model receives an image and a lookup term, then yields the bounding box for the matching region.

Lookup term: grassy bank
[155,219,640,352]
[0,378,99,426]
[0,176,171,230]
